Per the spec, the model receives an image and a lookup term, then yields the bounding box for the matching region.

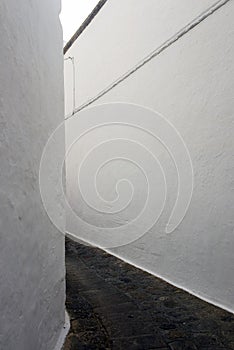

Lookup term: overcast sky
[60,0,100,42]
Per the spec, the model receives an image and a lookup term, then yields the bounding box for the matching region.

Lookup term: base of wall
[66,231,234,315]
[54,310,70,350]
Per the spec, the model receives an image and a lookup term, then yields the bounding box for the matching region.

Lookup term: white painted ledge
[54,310,70,350]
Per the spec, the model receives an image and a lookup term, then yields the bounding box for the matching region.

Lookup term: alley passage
[63,237,234,350]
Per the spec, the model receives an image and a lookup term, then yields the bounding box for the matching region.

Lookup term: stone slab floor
[63,237,234,350]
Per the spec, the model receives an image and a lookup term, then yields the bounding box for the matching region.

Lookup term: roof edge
[63,0,109,55]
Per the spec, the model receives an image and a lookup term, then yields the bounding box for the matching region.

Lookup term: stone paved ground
[63,237,234,350]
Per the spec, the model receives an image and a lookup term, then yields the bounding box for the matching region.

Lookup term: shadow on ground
[63,237,234,350]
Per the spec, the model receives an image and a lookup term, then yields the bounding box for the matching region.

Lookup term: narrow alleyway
[63,237,234,350]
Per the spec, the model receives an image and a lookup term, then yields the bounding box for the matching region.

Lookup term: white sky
[60,0,100,43]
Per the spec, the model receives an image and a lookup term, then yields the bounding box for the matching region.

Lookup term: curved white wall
[0,0,65,349]
[65,0,234,312]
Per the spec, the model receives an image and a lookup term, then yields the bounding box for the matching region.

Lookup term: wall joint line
[65,0,231,121]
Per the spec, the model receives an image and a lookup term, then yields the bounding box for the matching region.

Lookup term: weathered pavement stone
[63,237,234,350]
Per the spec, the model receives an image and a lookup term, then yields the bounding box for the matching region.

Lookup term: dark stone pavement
[63,237,234,350]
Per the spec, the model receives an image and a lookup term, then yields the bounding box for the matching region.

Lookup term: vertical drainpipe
[64,56,76,113]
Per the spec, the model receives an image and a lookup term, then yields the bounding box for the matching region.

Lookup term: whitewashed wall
[0,1,66,349]
[65,0,234,313]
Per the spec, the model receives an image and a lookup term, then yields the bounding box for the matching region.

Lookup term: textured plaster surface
[65,0,234,313]
[0,1,65,349]
[64,0,218,116]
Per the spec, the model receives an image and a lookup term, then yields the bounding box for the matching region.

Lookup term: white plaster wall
[65,1,234,312]
[0,1,65,349]
[64,0,217,116]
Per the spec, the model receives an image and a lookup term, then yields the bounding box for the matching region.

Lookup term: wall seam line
[65,0,231,120]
